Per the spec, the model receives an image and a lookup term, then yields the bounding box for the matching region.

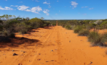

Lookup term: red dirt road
[0,26,107,65]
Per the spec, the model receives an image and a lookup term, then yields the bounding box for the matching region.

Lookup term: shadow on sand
[0,36,41,48]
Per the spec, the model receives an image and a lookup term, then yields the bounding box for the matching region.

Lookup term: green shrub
[42,21,50,27]
[78,29,89,36]
[15,22,28,34]
[65,25,72,30]
[29,18,45,28]
[88,23,96,29]
[43,24,47,27]
[74,26,83,33]
[1,29,15,37]
[88,32,107,46]
[88,32,103,46]
[100,33,107,46]
[98,21,107,29]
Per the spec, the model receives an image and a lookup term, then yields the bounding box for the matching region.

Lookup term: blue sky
[0,0,107,20]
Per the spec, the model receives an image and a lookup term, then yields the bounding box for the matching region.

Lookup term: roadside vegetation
[1,14,107,47]
[49,19,107,47]
[0,14,51,39]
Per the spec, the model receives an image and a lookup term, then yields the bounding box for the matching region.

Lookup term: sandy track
[0,26,107,65]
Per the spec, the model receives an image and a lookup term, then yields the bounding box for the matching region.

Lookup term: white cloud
[71,1,78,8]
[89,8,94,10]
[0,6,13,10]
[43,1,50,5]
[29,6,42,13]
[43,1,51,8]
[81,6,93,10]
[17,5,29,11]
[0,5,44,14]
[17,5,42,14]
[43,9,49,15]
[26,9,31,12]
[0,5,43,14]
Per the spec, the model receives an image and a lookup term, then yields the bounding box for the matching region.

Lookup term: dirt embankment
[0,26,107,65]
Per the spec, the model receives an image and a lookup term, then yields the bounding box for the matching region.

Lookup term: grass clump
[78,29,89,36]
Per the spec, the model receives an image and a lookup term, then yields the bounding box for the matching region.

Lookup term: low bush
[15,22,31,34]
[88,32,103,46]
[65,25,72,30]
[74,26,83,33]
[100,33,107,46]
[88,23,96,29]
[0,17,51,38]
[78,29,89,36]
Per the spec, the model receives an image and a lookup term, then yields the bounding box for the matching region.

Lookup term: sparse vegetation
[1,14,107,47]
[0,14,51,38]
[88,32,102,46]
[74,26,83,33]
[65,25,72,30]
[49,19,107,47]
[100,33,107,46]
[78,29,89,36]
[88,32,107,46]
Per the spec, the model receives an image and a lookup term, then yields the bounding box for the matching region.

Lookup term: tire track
[30,26,56,65]
[56,26,68,65]
[8,28,53,65]
[16,27,55,65]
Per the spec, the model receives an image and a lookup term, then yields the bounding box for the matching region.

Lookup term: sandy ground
[0,26,107,65]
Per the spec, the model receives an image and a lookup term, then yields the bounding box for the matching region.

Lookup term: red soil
[0,26,107,65]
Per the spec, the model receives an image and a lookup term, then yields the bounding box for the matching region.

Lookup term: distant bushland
[0,14,51,38]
